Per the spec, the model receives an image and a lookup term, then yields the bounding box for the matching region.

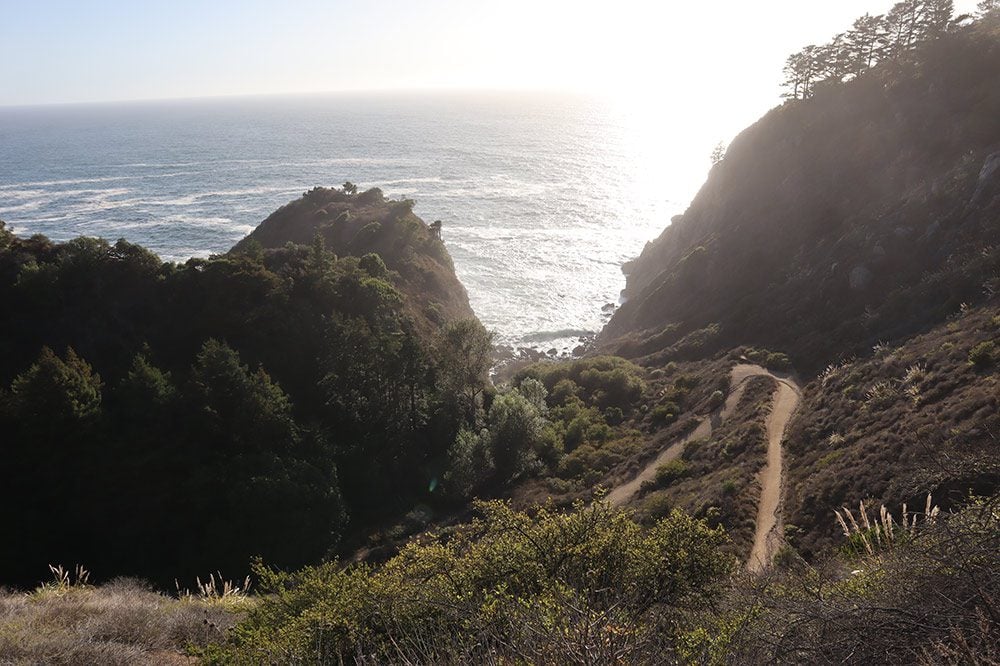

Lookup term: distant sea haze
[0,92,687,352]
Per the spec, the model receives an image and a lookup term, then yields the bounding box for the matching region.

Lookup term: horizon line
[0,85,608,110]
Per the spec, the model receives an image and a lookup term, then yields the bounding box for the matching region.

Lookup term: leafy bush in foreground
[210,500,733,665]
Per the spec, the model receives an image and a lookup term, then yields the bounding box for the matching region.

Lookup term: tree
[710,142,727,166]
[342,181,358,195]
[190,339,297,452]
[488,389,549,481]
[9,347,102,425]
[445,427,495,497]
[922,0,955,38]
[435,318,495,426]
[846,13,885,74]
[980,0,1000,16]
[814,33,853,84]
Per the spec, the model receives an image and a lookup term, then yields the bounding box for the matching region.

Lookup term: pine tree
[922,0,954,38]
[847,13,885,75]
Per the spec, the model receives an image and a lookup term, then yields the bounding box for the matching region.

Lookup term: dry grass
[0,573,246,665]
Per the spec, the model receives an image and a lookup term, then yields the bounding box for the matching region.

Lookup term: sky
[0,0,981,141]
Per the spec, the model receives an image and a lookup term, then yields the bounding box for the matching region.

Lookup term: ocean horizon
[0,91,701,352]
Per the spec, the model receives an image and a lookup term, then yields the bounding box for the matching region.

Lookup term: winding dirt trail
[607,363,801,573]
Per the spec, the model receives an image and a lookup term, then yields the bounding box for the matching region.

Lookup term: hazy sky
[0,0,980,138]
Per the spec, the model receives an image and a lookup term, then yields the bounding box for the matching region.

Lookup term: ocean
[0,92,698,353]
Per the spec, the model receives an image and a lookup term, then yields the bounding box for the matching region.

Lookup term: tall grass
[834,494,940,556]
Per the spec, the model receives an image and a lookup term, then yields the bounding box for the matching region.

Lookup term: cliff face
[233,186,474,336]
[601,18,1000,374]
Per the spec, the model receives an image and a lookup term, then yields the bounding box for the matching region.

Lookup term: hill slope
[232,186,473,336]
[601,17,1000,375]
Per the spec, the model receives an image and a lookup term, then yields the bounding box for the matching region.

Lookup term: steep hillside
[232,185,473,337]
[602,17,1000,374]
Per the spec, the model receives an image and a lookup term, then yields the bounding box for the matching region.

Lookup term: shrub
[213,501,734,664]
[968,340,996,367]
[708,389,725,410]
[651,402,680,427]
[764,352,791,371]
[864,380,899,409]
[604,406,625,425]
[655,459,690,487]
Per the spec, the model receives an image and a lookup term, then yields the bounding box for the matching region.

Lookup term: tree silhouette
[710,142,727,166]
[342,181,358,195]
[782,0,956,98]
[782,46,820,99]
[847,13,885,74]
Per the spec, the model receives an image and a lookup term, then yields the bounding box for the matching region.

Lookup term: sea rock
[849,265,872,290]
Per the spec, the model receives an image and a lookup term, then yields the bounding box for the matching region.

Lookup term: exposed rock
[970,152,1000,207]
[849,265,873,290]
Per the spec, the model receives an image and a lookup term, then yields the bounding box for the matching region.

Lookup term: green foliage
[651,401,681,427]
[518,356,647,411]
[968,339,996,367]
[214,500,734,664]
[0,224,469,586]
[9,347,102,424]
[655,459,690,487]
[764,352,791,371]
[444,428,494,498]
[435,318,495,424]
[708,389,725,410]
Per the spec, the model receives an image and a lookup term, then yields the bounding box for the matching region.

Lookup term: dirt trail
[607,363,801,573]
[746,377,800,574]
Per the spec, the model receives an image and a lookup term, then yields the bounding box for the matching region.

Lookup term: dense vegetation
[207,501,732,664]
[0,192,490,587]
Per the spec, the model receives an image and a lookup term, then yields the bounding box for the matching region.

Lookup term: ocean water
[0,93,696,352]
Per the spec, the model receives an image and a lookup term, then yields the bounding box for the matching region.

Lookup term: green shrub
[604,406,625,425]
[655,459,690,487]
[651,402,680,427]
[708,389,725,410]
[765,352,791,371]
[213,501,734,664]
[968,340,996,368]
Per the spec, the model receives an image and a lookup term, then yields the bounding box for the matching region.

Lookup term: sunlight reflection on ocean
[0,93,703,352]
